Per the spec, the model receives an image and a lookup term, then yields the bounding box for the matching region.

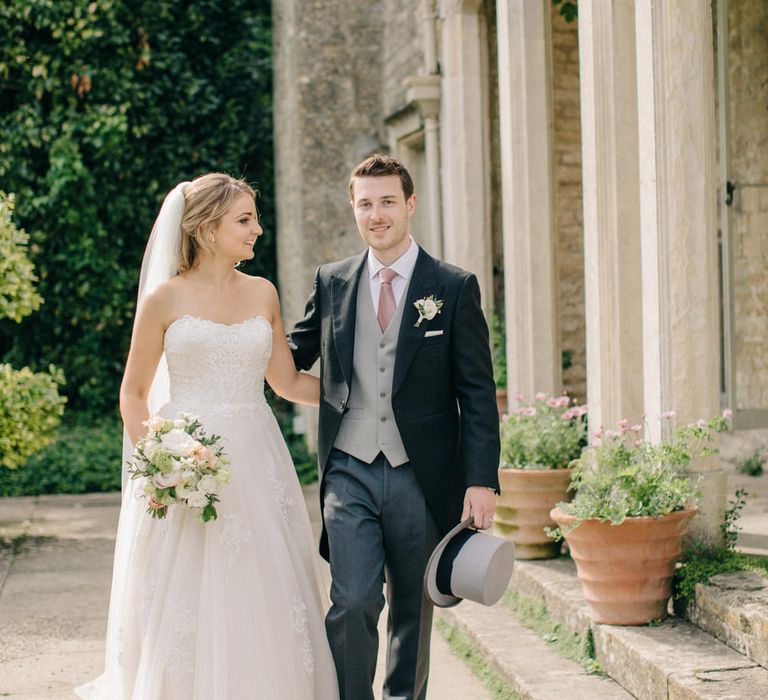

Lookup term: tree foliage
[0,0,274,415]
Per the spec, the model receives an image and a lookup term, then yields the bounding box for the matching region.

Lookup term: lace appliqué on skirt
[267,457,295,521]
[290,594,315,676]
[219,512,253,568]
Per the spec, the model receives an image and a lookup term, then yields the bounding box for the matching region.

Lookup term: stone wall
[729,0,768,410]
[382,0,425,117]
[551,11,585,401]
[273,0,387,327]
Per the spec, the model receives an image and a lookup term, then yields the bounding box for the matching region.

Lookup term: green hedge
[0,413,122,496]
[0,0,274,416]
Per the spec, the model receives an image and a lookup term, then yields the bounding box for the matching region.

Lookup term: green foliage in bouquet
[549,414,731,538]
[500,392,587,470]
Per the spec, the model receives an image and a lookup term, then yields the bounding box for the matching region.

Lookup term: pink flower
[513,392,524,402]
[535,392,547,401]
[561,409,575,420]
[722,408,733,419]
[520,406,537,417]
[577,405,588,417]
[630,424,642,433]
[590,438,601,447]
[661,411,676,419]
[604,430,619,438]
[697,419,707,429]
[547,398,560,408]
[618,419,629,429]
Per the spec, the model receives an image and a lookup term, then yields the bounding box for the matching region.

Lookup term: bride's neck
[187,257,239,290]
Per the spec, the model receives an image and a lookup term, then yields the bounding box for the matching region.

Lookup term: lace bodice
[163,315,272,417]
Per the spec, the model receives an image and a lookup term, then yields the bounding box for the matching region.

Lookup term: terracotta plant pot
[549,506,698,625]
[494,468,572,559]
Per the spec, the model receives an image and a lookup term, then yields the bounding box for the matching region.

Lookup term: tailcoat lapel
[330,251,368,389]
[393,249,442,396]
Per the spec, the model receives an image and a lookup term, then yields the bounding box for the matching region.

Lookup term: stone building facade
[273,0,768,542]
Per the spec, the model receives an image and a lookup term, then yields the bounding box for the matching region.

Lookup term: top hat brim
[423,517,476,608]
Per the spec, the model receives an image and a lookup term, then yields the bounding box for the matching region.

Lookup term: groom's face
[351,175,415,262]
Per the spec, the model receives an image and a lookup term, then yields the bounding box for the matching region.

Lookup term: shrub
[737,448,766,477]
[0,363,66,469]
[0,192,43,322]
[0,413,121,495]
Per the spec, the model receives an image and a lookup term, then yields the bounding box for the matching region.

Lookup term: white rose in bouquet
[198,475,218,495]
[187,491,209,509]
[160,429,197,457]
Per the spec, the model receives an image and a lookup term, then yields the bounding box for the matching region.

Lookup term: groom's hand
[461,486,497,530]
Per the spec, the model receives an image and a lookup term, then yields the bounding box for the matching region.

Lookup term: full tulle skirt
[75,404,339,700]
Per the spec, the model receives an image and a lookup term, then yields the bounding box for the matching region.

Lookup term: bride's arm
[264,282,320,407]
[120,291,167,444]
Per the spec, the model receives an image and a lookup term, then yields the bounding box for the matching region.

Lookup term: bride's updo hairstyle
[178,173,255,273]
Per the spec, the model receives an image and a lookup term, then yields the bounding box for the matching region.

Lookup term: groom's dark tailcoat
[288,246,501,560]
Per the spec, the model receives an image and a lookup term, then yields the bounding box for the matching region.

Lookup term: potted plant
[496,392,588,559]
[549,411,731,625]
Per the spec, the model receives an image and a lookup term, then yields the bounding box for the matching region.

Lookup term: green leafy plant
[500,392,587,470]
[549,413,731,537]
[0,192,43,323]
[737,448,766,477]
[0,363,67,468]
[722,488,748,551]
[489,310,507,390]
[0,191,66,469]
[553,0,578,23]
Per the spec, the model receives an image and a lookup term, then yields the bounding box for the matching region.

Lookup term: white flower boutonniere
[413,295,444,327]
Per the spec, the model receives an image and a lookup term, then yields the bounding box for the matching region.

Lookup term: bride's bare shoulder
[236,271,277,298]
[137,276,188,325]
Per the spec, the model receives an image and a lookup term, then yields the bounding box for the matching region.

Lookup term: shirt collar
[367,237,418,281]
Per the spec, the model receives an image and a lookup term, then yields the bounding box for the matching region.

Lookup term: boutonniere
[413,295,444,327]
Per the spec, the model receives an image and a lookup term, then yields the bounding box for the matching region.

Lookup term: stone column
[579,0,643,432]
[635,0,723,542]
[440,0,494,307]
[496,0,561,398]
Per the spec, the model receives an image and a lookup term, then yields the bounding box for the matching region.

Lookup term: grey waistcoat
[333,271,410,466]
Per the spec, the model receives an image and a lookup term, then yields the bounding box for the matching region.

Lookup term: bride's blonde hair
[178,173,256,273]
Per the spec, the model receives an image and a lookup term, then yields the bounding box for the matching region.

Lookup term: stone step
[680,570,768,670]
[508,559,768,699]
[437,602,633,700]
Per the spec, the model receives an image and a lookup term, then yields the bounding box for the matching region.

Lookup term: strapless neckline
[166,314,272,334]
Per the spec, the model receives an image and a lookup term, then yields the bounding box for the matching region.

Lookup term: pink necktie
[377,268,398,332]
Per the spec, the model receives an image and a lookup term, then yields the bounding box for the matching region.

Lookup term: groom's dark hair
[349,153,414,201]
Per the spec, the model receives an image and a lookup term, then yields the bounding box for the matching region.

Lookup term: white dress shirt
[366,237,419,315]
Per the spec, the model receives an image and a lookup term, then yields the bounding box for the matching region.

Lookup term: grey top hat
[424,518,515,608]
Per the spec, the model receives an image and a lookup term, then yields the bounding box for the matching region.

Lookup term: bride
[76,174,339,699]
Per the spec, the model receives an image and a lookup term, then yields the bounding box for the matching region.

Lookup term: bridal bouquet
[128,413,231,523]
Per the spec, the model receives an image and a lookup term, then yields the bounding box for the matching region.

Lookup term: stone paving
[0,486,489,700]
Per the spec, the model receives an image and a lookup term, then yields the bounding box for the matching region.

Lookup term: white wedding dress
[76,314,339,700]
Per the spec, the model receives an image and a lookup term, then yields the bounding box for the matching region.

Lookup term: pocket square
[424,330,444,337]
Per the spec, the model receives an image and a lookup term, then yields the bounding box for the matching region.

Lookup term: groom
[289,154,500,700]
